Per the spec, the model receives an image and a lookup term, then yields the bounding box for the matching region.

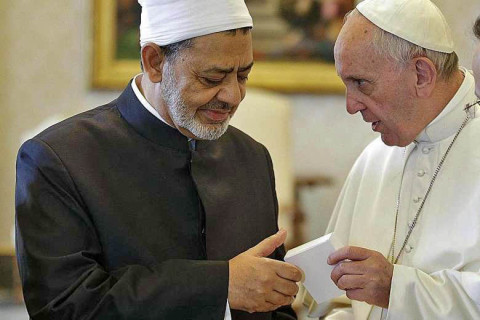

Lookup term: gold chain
[389,103,477,264]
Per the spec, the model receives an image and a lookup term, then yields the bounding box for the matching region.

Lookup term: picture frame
[93,0,346,93]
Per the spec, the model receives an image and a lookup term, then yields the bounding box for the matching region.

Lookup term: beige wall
[434,0,480,68]
[0,1,10,248]
[0,2,87,247]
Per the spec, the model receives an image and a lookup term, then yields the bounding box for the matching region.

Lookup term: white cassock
[306,69,480,320]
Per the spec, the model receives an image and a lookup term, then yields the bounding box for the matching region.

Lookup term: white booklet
[284,232,344,304]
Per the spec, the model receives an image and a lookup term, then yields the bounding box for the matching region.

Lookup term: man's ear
[413,57,437,98]
[141,43,165,83]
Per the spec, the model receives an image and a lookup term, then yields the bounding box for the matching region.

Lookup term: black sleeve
[15,138,229,320]
[263,146,298,320]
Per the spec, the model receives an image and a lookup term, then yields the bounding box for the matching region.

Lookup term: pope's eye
[355,79,366,86]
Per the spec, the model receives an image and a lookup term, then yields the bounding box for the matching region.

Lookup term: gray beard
[160,63,231,140]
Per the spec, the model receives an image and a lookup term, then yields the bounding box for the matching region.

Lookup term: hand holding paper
[328,246,393,308]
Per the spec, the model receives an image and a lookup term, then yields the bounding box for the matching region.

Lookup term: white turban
[357,0,455,53]
[138,0,253,47]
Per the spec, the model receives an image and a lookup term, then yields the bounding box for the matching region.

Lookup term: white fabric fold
[138,0,253,46]
[357,0,454,53]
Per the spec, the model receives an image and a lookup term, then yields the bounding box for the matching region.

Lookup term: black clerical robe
[15,83,296,320]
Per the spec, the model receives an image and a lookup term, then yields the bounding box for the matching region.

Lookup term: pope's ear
[141,43,166,83]
[413,57,437,98]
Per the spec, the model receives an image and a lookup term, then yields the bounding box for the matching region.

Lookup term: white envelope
[284,232,344,304]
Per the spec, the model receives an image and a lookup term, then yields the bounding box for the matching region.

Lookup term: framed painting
[93,0,350,93]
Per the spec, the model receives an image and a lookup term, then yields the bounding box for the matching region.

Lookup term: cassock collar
[131,73,171,127]
[414,68,477,144]
[116,80,190,152]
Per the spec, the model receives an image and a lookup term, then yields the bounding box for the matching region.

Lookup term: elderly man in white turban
[15,1,301,319]
[303,0,480,319]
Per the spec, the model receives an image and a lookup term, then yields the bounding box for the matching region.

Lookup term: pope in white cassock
[304,0,480,319]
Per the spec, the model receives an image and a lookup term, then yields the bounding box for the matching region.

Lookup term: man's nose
[217,77,242,107]
[345,92,365,115]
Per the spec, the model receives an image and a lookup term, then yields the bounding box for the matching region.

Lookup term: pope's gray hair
[347,9,459,80]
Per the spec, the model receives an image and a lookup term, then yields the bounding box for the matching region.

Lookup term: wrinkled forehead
[334,15,378,69]
[335,14,376,54]
[334,16,396,80]
[189,31,252,56]
[181,31,253,69]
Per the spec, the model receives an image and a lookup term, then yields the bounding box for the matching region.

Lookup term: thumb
[247,229,287,257]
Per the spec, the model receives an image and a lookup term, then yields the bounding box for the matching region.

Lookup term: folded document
[284,232,344,304]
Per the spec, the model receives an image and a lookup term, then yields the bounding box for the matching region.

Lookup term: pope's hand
[328,246,393,308]
[228,229,302,313]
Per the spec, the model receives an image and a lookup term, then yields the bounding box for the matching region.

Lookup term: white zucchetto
[356,0,455,53]
[138,0,253,47]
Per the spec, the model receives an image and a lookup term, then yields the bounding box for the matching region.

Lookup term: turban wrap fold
[138,0,253,47]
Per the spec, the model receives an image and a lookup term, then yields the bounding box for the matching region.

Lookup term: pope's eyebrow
[345,75,369,82]
[203,62,254,74]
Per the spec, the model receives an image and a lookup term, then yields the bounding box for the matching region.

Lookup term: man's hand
[328,246,393,308]
[228,229,302,313]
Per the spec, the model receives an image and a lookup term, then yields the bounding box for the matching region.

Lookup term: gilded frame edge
[92,0,346,94]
